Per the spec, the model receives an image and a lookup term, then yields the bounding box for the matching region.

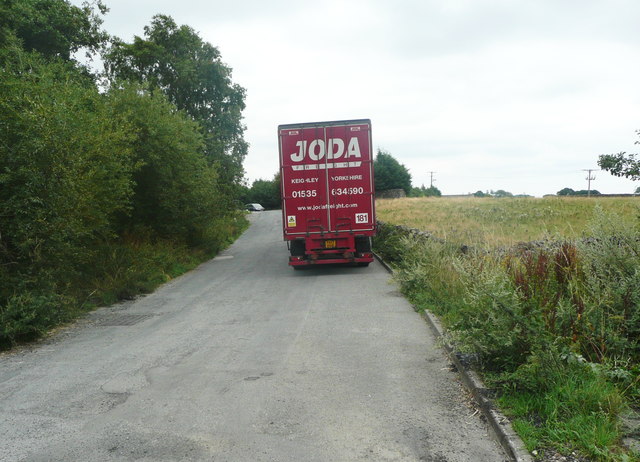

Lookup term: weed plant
[374,202,640,461]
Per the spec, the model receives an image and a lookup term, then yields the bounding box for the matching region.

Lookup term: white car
[245,203,265,211]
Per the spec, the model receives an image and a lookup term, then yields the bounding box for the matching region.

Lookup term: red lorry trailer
[278,119,376,268]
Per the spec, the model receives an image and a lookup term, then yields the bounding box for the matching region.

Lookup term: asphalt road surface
[0,211,507,461]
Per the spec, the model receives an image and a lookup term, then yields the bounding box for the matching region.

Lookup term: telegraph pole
[582,169,598,197]
[427,171,436,188]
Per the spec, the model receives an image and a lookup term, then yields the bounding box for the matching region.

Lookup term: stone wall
[375,189,406,199]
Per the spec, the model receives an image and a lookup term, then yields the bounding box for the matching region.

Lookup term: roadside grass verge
[0,213,249,349]
[499,364,623,459]
[374,198,640,461]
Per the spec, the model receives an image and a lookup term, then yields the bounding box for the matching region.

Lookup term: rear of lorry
[278,119,376,268]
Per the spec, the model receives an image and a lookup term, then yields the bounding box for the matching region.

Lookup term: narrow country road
[0,211,507,461]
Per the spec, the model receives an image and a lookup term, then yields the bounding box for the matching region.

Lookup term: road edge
[374,252,533,462]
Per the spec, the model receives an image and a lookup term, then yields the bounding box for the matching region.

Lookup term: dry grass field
[376,196,640,248]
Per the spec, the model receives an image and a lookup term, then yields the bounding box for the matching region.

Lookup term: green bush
[579,207,640,364]
[105,84,221,242]
[246,173,281,209]
[451,252,548,371]
[372,223,411,264]
[0,278,75,348]
[0,52,135,292]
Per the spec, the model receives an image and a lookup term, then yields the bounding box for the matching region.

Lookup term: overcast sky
[78,0,639,196]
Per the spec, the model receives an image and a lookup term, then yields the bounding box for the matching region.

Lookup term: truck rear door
[325,121,375,234]
[279,119,374,237]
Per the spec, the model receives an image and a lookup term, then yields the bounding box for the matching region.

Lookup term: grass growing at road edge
[373,206,640,461]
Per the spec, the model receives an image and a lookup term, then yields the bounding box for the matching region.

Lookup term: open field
[373,196,640,461]
[376,196,640,248]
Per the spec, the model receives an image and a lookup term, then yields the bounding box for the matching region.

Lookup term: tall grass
[374,197,640,461]
[376,196,640,248]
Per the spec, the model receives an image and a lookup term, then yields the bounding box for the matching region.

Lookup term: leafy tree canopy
[492,189,513,198]
[409,187,422,197]
[2,0,109,62]
[410,184,441,197]
[423,185,441,197]
[105,15,248,184]
[557,187,601,196]
[373,149,411,194]
[598,130,640,181]
[0,5,249,346]
[105,84,220,241]
[0,50,135,277]
[557,187,575,196]
[246,173,281,210]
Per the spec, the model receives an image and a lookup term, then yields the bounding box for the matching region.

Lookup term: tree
[373,149,411,194]
[2,0,109,62]
[105,84,220,242]
[574,189,601,196]
[105,15,248,185]
[409,186,423,197]
[409,184,441,197]
[493,189,513,198]
[557,188,600,196]
[473,190,487,197]
[598,130,640,181]
[247,173,281,209]
[557,187,575,196]
[0,51,135,284]
[423,185,442,197]
[0,8,249,345]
